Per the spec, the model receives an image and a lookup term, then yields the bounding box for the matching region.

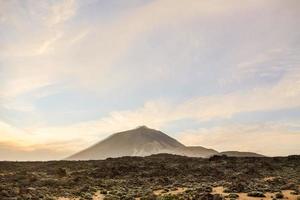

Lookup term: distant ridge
[67,126,263,160]
[219,151,264,157]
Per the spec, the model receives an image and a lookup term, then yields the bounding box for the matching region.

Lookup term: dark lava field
[0,154,299,200]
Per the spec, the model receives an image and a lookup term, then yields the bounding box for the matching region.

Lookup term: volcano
[67,126,263,160]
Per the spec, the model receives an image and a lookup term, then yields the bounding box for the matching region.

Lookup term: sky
[0,0,300,160]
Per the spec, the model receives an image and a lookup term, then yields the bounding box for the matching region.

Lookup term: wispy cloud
[47,0,77,26]
[236,47,300,79]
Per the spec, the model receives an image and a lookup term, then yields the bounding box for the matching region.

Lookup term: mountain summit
[67,126,262,160]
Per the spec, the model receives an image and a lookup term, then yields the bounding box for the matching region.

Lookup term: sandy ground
[57,191,104,200]
[212,186,300,200]
[153,187,187,196]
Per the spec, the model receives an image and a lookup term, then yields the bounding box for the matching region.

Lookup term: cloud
[92,70,300,126]
[2,101,35,112]
[47,0,77,26]
[0,141,72,161]
[0,120,81,160]
[0,0,78,57]
[1,0,297,107]
[59,0,247,88]
[177,70,300,121]
[0,0,268,97]
[0,0,79,108]
[35,32,64,55]
[0,0,191,111]
[176,122,300,156]
[235,47,300,80]
[0,121,28,145]
[1,75,53,98]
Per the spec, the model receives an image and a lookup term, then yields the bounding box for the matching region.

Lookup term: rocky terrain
[0,154,299,200]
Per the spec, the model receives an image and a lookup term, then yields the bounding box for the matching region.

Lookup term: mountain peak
[136,125,149,129]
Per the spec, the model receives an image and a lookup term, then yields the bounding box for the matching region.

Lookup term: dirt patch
[212,186,300,200]
[153,187,187,196]
[57,191,105,200]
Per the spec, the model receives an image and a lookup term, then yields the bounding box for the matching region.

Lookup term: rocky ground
[0,154,299,200]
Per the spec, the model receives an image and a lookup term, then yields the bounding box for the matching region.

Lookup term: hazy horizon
[0,0,300,160]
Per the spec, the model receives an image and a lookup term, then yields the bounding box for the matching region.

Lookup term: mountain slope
[183,146,218,157]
